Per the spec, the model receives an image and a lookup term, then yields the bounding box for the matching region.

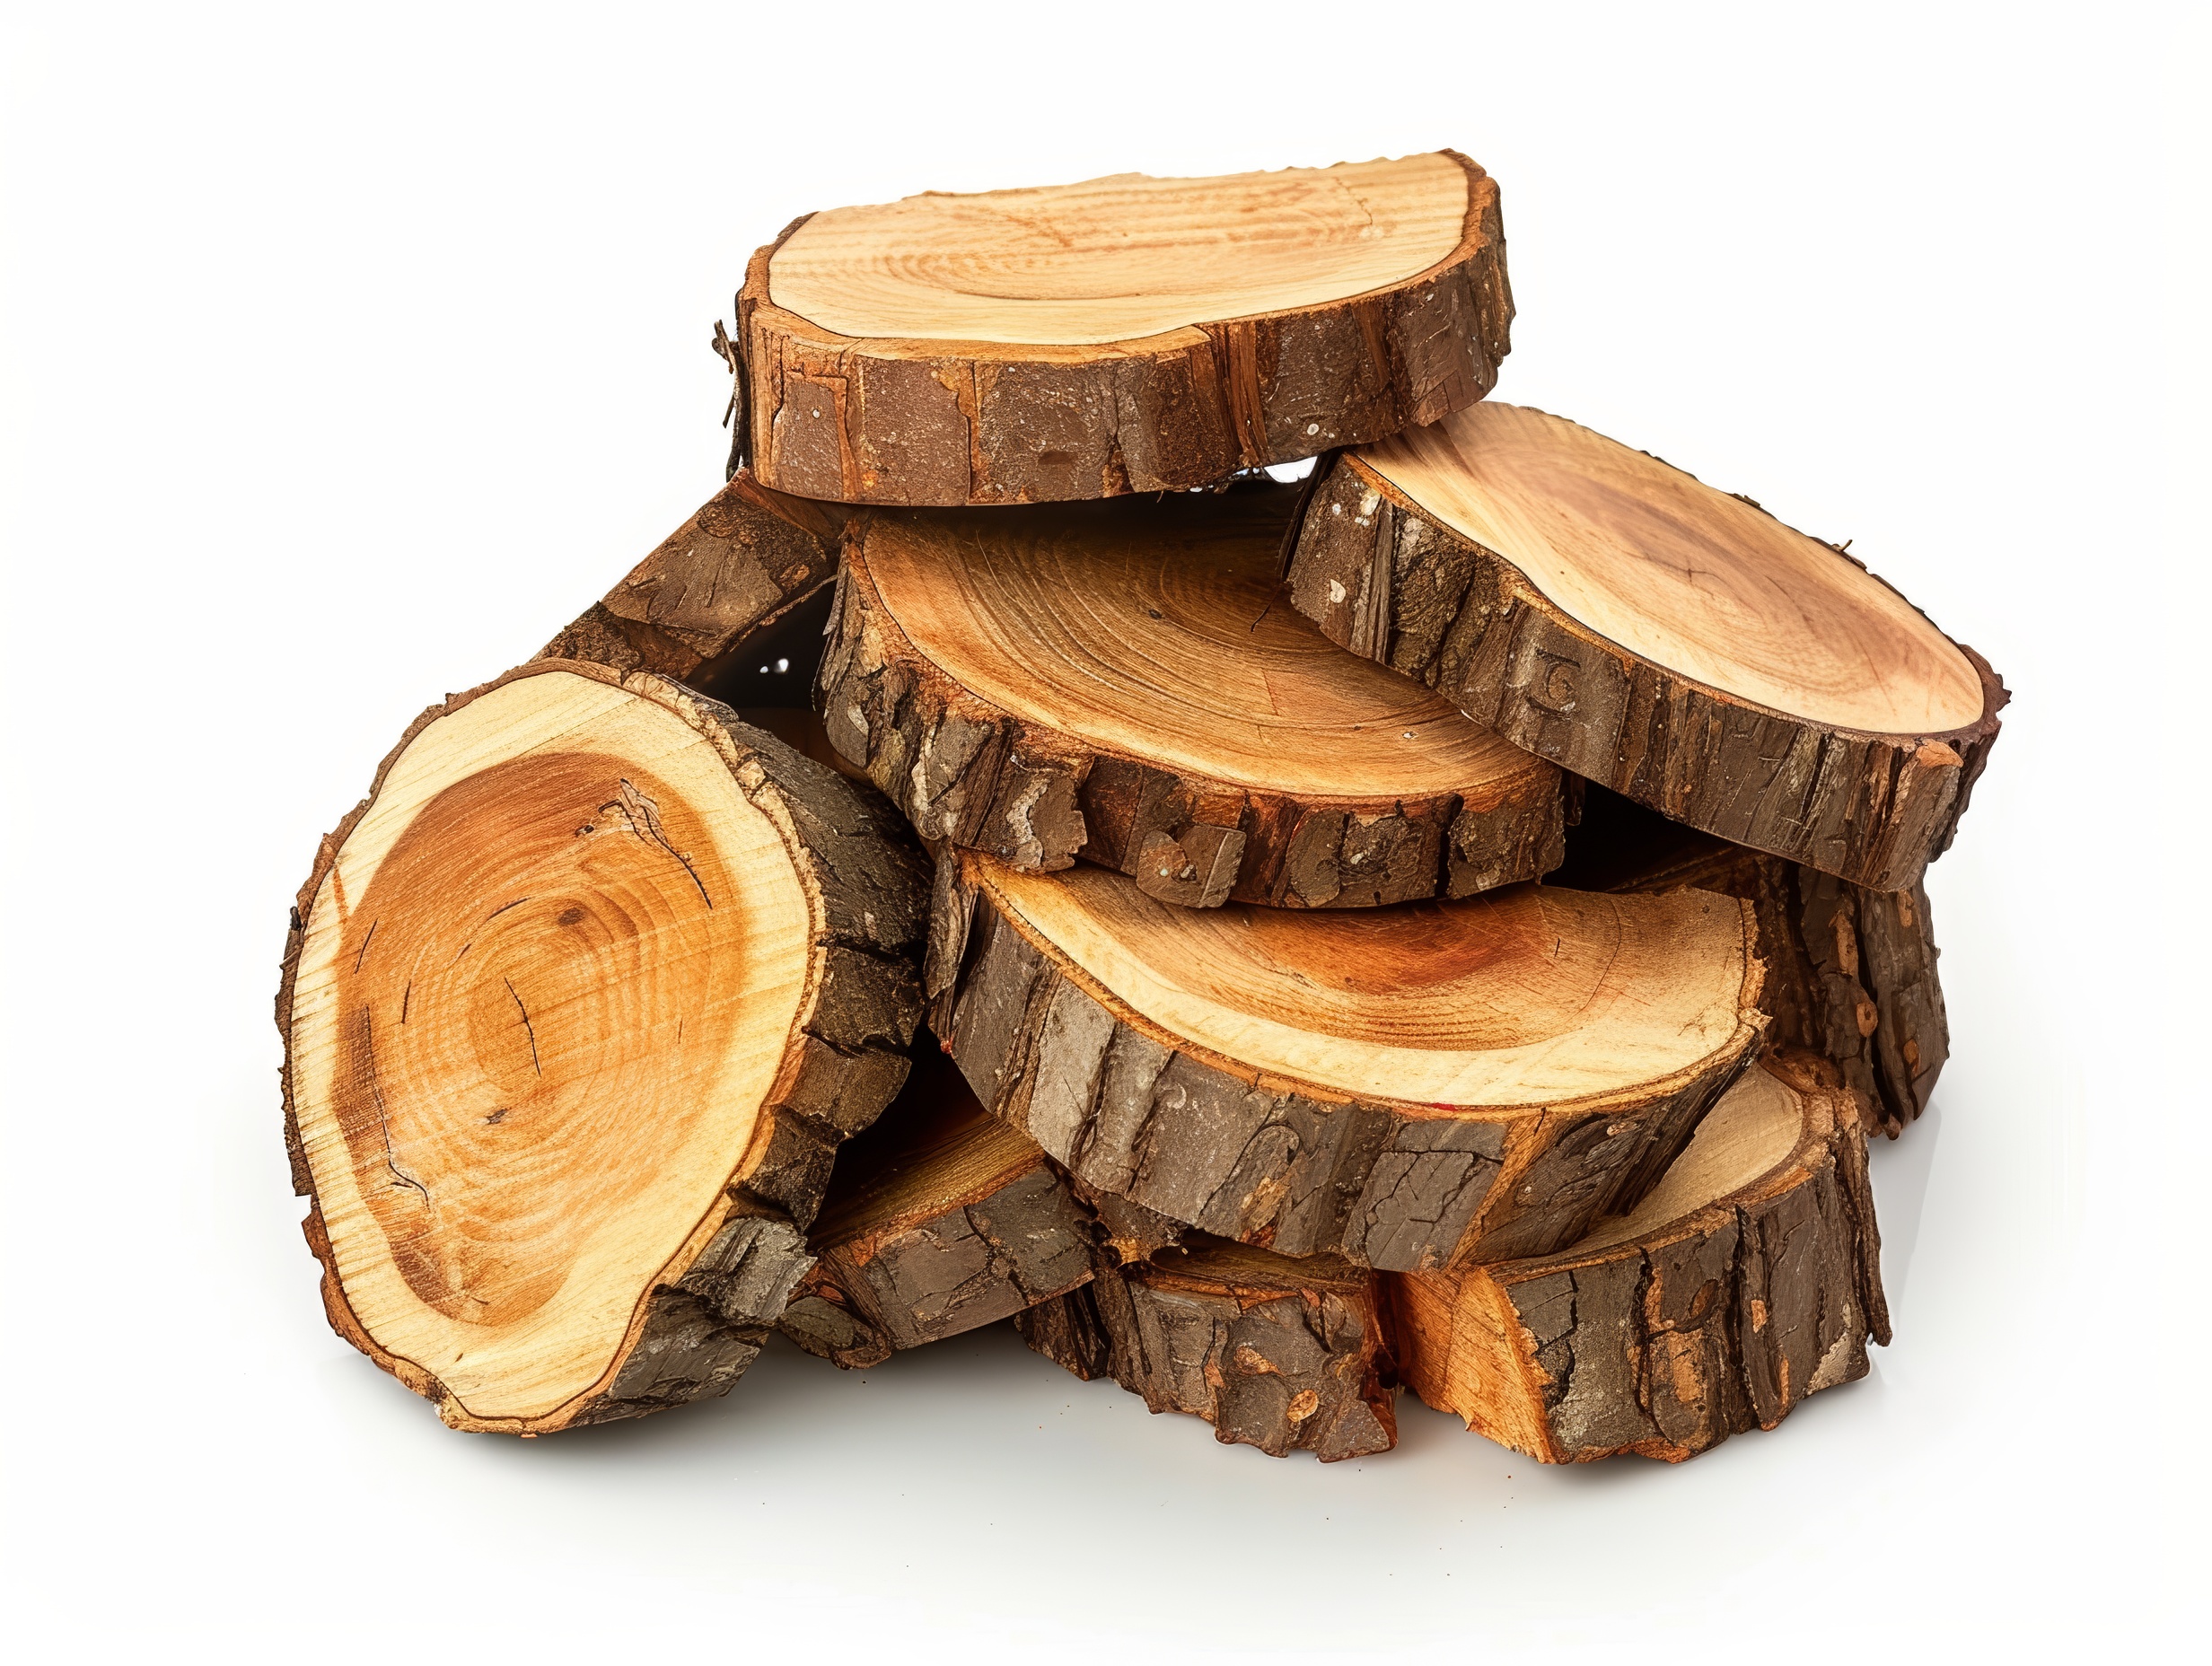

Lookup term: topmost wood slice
[738,153,1512,505]
[1287,404,2008,890]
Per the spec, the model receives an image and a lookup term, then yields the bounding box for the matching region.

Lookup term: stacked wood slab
[279,153,2003,1463]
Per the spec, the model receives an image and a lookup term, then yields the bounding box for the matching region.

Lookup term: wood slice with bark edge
[816,488,1567,910]
[1286,403,2007,890]
[777,1045,1094,1368]
[276,661,927,1433]
[538,468,848,692]
[1388,1051,1889,1463]
[1019,1237,1397,1463]
[1553,785,1946,1137]
[734,152,1512,505]
[928,849,1768,1272]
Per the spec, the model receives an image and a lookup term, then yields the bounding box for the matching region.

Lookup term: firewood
[734,153,1512,505]
[277,661,927,1432]
[1556,786,1945,1136]
[1019,1237,1396,1462]
[1287,403,2007,890]
[817,488,1567,908]
[779,1046,1094,1368]
[929,850,1768,1271]
[1389,1051,1889,1464]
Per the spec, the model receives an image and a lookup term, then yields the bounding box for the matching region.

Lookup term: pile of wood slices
[279,152,2004,1464]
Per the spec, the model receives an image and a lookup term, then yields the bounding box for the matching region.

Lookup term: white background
[3,3,2202,1658]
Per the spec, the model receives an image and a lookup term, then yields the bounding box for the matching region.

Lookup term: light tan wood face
[1576,1067,1806,1252]
[979,860,1756,1109]
[1358,404,1988,735]
[865,495,1540,800]
[768,153,1470,346]
[288,671,811,1420]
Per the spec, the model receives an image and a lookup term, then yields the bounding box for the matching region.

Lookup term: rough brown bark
[930,852,1767,1273]
[1287,431,2007,891]
[278,662,928,1433]
[1554,786,1947,1136]
[1389,1052,1889,1464]
[778,1047,1095,1367]
[735,153,1513,505]
[538,469,847,693]
[1018,1237,1397,1462]
[815,490,1567,908]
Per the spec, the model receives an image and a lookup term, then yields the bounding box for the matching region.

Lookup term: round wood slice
[277,661,928,1433]
[1019,1237,1396,1463]
[817,488,1567,909]
[778,1047,1093,1368]
[929,851,1768,1271]
[737,152,1513,505]
[1287,403,2007,890]
[1390,1051,1890,1463]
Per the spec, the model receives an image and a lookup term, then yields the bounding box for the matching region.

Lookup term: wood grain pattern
[1288,404,2007,890]
[1019,1237,1396,1462]
[931,851,1767,1271]
[818,488,1567,908]
[779,1047,1094,1366]
[737,153,1514,505]
[278,662,927,1433]
[1389,1052,1889,1464]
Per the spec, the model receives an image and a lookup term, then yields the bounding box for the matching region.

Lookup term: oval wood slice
[931,852,1768,1271]
[1019,1237,1396,1463]
[1390,1051,1890,1463]
[778,1047,1094,1368]
[739,152,1513,505]
[818,489,1568,909]
[277,661,928,1433]
[1287,403,2007,890]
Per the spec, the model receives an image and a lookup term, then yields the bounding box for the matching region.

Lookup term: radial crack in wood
[738,152,1513,504]
[1554,786,1946,1136]
[934,852,1768,1271]
[1286,403,2006,890]
[1389,1051,1889,1463]
[817,488,1567,908]
[277,662,929,1433]
[778,1045,1094,1367]
[1020,1237,1396,1462]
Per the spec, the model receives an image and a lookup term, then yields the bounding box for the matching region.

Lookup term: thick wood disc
[930,851,1767,1271]
[278,662,927,1433]
[1554,785,1947,1136]
[1020,1237,1395,1463]
[737,153,1513,505]
[1288,403,2007,890]
[1390,1052,1890,1463]
[778,1046,1093,1367]
[818,489,1567,909]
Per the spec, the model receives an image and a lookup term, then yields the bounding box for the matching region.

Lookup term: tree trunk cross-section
[1554,786,1946,1136]
[1389,1052,1890,1464]
[737,153,1513,505]
[1288,403,2007,890]
[931,851,1768,1272]
[277,662,929,1434]
[1020,1237,1397,1463]
[817,489,1567,909]
[778,1047,1094,1368]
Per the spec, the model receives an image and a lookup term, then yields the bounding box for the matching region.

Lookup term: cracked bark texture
[538,469,847,689]
[735,153,1512,505]
[278,662,928,1433]
[929,853,1767,1273]
[1389,1053,1889,1464]
[1018,1237,1397,1462]
[1287,446,2006,891]
[1555,786,1946,1136]
[778,1048,1095,1367]
[814,495,1566,908]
